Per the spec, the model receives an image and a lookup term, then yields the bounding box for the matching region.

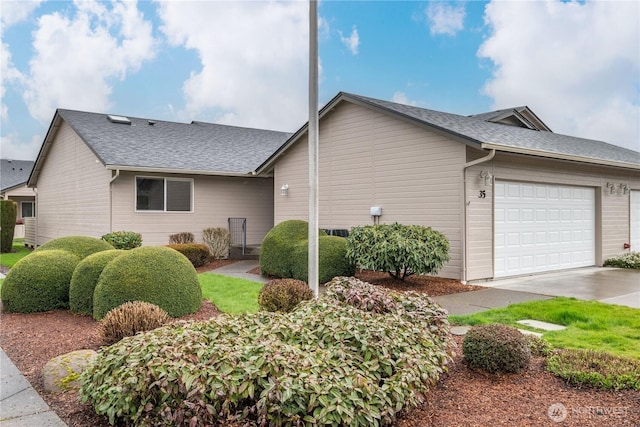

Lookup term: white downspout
[461,149,496,283]
[109,169,120,233]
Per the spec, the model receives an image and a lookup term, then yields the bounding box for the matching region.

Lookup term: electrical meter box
[370,207,382,217]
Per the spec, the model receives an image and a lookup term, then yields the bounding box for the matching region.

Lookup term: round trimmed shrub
[36,235,114,260]
[99,301,170,345]
[462,324,531,374]
[291,235,355,283]
[92,246,202,320]
[1,250,81,313]
[258,279,314,312]
[69,250,124,315]
[260,220,321,278]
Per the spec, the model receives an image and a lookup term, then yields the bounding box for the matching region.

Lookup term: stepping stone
[517,329,543,337]
[450,326,470,336]
[516,319,566,331]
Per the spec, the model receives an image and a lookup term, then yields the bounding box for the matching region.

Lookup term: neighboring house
[1,159,36,238]
[257,92,640,281]
[27,110,291,247]
[29,93,640,281]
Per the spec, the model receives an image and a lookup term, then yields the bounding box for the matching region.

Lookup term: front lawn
[451,297,640,359]
[199,273,263,314]
[0,238,31,268]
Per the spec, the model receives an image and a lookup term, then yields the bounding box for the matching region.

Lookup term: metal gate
[228,217,247,255]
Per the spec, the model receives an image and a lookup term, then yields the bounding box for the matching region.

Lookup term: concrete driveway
[477,267,640,309]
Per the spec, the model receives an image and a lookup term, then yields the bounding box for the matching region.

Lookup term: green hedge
[1,250,80,313]
[260,220,320,278]
[92,246,202,320]
[101,231,142,250]
[260,220,353,283]
[291,235,355,283]
[0,200,17,253]
[69,250,124,315]
[36,235,114,260]
[166,243,210,268]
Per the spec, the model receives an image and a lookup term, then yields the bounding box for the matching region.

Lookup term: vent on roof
[148,120,156,126]
[107,115,131,125]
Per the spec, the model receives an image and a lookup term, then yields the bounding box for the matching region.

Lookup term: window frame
[134,176,194,213]
[21,201,35,218]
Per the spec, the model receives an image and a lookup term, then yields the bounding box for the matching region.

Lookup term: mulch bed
[1,262,638,426]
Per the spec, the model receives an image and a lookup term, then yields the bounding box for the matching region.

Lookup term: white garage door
[494,181,595,277]
[631,190,640,252]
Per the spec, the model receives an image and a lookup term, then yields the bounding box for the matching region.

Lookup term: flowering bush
[604,252,640,269]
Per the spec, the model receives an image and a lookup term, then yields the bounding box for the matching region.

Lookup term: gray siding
[35,122,111,244]
[111,172,274,246]
[275,101,466,279]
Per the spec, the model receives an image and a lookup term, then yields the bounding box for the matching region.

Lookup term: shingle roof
[57,109,292,174]
[346,93,640,167]
[1,159,35,192]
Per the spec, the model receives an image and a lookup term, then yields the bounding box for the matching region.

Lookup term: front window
[136,177,193,212]
[21,201,35,218]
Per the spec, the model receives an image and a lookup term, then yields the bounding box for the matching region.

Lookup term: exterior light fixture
[480,170,493,186]
[619,183,630,195]
[606,182,616,195]
[280,184,289,196]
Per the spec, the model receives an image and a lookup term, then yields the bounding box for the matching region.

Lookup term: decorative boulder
[43,349,98,393]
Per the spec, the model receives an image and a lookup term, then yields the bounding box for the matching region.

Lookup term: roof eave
[105,164,258,177]
[27,112,64,187]
[481,143,640,170]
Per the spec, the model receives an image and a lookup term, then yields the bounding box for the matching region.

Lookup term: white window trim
[134,176,194,213]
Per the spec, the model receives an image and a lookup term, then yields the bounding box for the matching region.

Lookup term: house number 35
[478,190,486,199]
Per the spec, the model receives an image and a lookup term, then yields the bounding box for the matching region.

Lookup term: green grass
[0,239,32,268]
[451,297,640,359]
[199,273,263,314]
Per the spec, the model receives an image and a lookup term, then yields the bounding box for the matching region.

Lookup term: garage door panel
[494,181,595,277]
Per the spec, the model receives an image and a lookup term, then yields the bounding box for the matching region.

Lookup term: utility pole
[308,0,319,297]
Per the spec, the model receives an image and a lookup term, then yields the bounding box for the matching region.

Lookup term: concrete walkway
[478,267,640,309]
[205,260,268,283]
[431,288,552,316]
[0,347,66,426]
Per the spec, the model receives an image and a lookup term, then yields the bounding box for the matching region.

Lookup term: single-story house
[29,92,640,281]
[256,92,640,281]
[1,159,36,238]
[27,109,291,248]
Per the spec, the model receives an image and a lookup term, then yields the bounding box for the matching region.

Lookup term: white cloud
[22,0,157,123]
[0,133,42,161]
[339,26,359,55]
[0,0,44,28]
[426,2,465,36]
[157,1,309,131]
[479,0,640,151]
[0,1,42,121]
[391,91,419,107]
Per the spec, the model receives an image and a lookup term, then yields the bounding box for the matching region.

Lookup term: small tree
[0,200,17,253]
[346,222,450,280]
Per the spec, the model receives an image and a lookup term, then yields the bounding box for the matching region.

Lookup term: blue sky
[1,0,639,160]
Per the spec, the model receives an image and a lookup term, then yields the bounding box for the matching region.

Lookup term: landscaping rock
[43,349,97,393]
